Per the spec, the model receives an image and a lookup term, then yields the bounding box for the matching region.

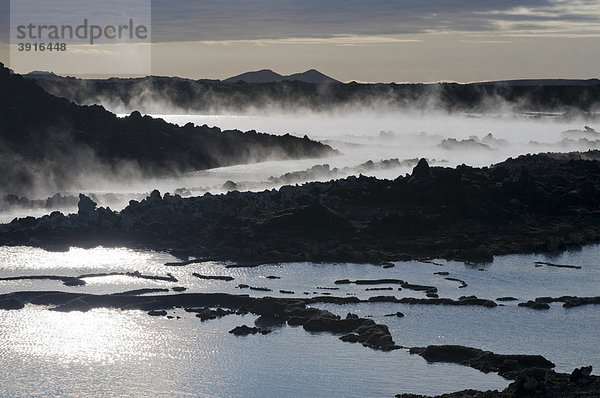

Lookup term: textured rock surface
[2,152,600,264]
[399,345,599,397]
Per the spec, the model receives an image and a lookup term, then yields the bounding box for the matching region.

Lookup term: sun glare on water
[0,246,173,273]
[0,307,164,365]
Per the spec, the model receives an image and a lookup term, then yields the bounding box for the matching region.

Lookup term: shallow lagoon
[0,244,598,396]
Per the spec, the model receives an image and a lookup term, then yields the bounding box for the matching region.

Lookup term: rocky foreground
[1,151,600,263]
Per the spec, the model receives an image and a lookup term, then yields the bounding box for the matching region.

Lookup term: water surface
[0,244,598,396]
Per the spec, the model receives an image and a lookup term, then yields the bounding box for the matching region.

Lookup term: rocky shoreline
[399,345,599,397]
[0,291,399,351]
[1,151,599,264]
[1,289,598,396]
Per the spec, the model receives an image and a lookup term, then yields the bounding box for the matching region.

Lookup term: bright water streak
[0,244,599,396]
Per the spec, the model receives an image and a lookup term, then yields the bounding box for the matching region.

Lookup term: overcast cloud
[148,0,600,41]
[1,0,598,42]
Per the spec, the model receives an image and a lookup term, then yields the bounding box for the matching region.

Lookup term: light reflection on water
[1,244,599,300]
[0,246,173,273]
[0,244,599,396]
[0,306,508,397]
[0,307,156,364]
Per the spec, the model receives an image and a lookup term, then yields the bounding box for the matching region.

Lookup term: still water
[0,244,599,397]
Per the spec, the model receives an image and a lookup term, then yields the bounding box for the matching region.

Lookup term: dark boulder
[193,273,235,281]
[570,366,593,382]
[411,158,431,179]
[77,194,98,218]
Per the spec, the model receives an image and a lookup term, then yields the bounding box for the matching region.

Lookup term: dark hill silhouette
[0,63,336,194]
[27,71,600,115]
[25,70,57,77]
[224,69,285,83]
[224,69,340,84]
[286,69,340,84]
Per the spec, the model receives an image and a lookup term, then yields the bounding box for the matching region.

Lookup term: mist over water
[157,111,588,166]
[3,98,600,396]
[1,109,598,222]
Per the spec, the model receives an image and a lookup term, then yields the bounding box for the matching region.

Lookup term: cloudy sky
[1,0,599,82]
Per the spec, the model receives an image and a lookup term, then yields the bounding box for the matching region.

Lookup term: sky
[0,0,599,82]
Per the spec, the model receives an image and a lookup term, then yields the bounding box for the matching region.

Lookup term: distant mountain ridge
[25,70,600,115]
[25,70,57,77]
[223,69,340,84]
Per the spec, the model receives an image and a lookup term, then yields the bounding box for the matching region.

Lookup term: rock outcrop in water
[0,63,336,194]
[0,270,177,287]
[410,345,555,378]
[400,345,600,398]
[229,325,272,335]
[519,295,600,309]
[0,291,398,351]
[1,151,600,264]
[2,289,597,395]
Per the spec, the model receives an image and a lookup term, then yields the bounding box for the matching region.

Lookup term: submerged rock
[496,296,518,301]
[229,325,271,335]
[193,273,235,281]
[186,307,236,321]
[519,301,551,310]
[384,312,405,318]
[147,309,168,316]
